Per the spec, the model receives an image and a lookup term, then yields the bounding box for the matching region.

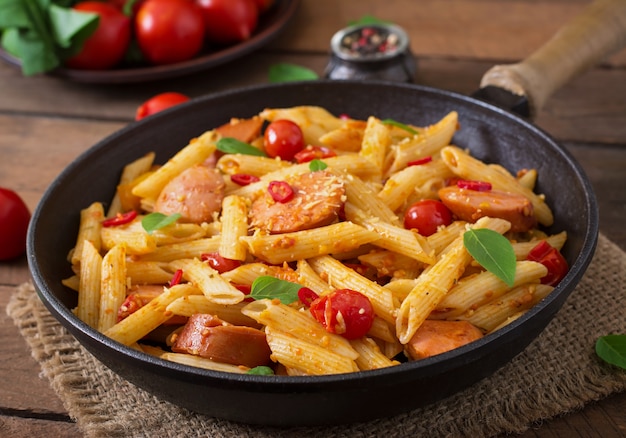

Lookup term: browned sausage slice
[172,314,271,368]
[250,170,345,234]
[438,185,536,232]
[216,116,264,143]
[154,165,225,224]
[405,320,483,360]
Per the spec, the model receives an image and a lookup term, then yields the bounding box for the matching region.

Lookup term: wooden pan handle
[479,0,626,117]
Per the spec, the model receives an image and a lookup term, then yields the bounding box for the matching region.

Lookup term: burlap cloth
[6,233,626,437]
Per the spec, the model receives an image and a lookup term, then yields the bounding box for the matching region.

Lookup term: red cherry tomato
[195,0,258,45]
[404,199,453,236]
[135,0,205,65]
[0,188,31,261]
[135,92,190,120]
[309,289,374,339]
[526,240,569,286]
[65,2,131,70]
[201,252,242,273]
[263,119,305,160]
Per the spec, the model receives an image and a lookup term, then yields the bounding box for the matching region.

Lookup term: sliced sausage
[405,319,483,360]
[216,116,264,143]
[250,170,345,234]
[438,185,536,232]
[171,314,271,368]
[154,165,225,224]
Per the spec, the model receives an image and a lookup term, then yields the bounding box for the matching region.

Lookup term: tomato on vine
[135,0,205,65]
[65,1,131,70]
[195,0,258,45]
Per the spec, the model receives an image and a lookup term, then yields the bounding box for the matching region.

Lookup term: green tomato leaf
[595,335,626,370]
[381,119,418,136]
[249,276,302,304]
[309,159,327,171]
[141,212,181,234]
[246,366,275,376]
[463,228,516,287]
[216,137,267,157]
[268,63,319,83]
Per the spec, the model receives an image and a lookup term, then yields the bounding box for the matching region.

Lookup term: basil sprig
[246,366,275,376]
[309,159,327,171]
[216,137,267,157]
[595,335,626,370]
[1,0,99,76]
[268,63,319,83]
[463,228,516,287]
[249,276,302,304]
[381,119,418,136]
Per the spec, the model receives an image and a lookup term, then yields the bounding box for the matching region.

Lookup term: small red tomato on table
[0,188,31,261]
[65,1,131,70]
[135,0,205,65]
[135,92,190,120]
[195,0,259,45]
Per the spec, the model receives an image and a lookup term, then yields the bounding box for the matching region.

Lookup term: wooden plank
[0,416,80,438]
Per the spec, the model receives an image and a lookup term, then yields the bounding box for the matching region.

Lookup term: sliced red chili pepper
[102,210,137,227]
[407,156,433,166]
[231,173,260,186]
[294,145,337,164]
[456,179,492,192]
[268,180,295,203]
[200,252,242,273]
[298,287,319,307]
[169,269,184,287]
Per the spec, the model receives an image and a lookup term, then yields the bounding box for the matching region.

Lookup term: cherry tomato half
[403,199,453,236]
[65,2,131,70]
[195,0,258,45]
[263,119,305,160]
[309,289,374,339]
[201,252,242,273]
[0,188,31,261]
[135,0,205,65]
[526,240,569,286]
[135,92,190,120]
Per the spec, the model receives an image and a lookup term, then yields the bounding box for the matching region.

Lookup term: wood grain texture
[0,0,625,436]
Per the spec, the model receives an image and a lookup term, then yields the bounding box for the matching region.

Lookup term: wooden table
[1,0,625,436]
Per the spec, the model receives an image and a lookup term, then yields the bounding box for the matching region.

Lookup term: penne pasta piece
[512,232,567,259]
[108,152,155,216]
[342,171,401,226]
[137,236,221,262]
[159,351,249,373]
[166,295,259,328]
[126,261,174,285]
[218,195,248,261]
[350,337,400,371]
[76,240,102,329]
[71,202,104,267]
[97,244,127,332]
[265,327,359,375]
[101,220,157,255]
[169,258,245,305]
[359,116,392,181]
[240,222,380,265]
[260,106,344,146]
[217,153,290,176]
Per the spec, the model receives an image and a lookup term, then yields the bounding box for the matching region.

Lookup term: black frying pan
[27,0,625,426]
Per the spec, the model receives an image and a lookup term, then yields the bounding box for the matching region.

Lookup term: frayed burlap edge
[7,233,626,438]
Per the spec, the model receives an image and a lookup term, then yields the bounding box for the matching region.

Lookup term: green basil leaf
[381,119,418,135]
[268,63,319,83]
[216,137,267,157]
[48,4,98,51]
[348,15,391,26]
[247,366,275,376]
[141,212,181,234]
[595,335,626,370]
[250,276,301,304]
[463,228,516,287]
[309,159,327,171]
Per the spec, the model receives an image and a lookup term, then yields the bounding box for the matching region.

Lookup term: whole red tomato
[65,2,131,70]
[195,0,258,45]
[0,188,31,261]
[135,0,205,65]
[135,92,190,120]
